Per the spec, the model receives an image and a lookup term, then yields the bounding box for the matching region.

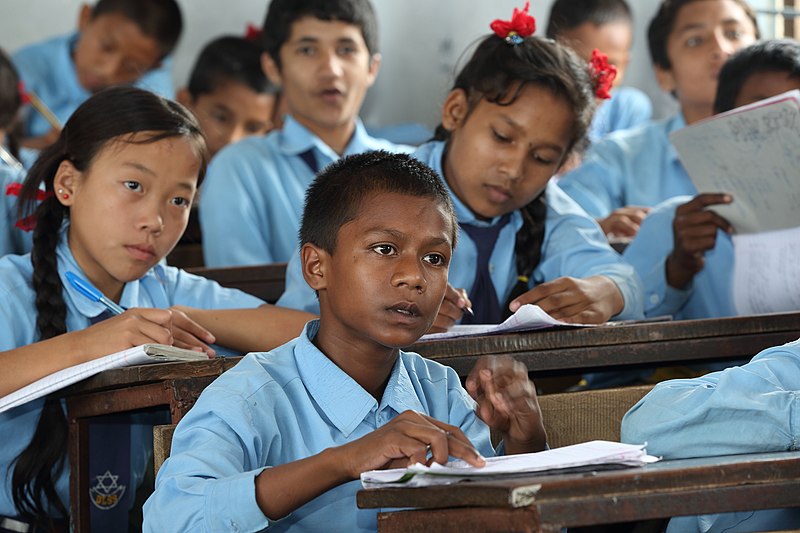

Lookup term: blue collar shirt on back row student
[199,115,412,267]
[13,33,174,138]
[0,166,33,258]
[278,141,643,321]
[0,223,264,518]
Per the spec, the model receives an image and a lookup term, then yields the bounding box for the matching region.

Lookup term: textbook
[669,89,800,234]
[0,344,209,414]
[360,440,659,488]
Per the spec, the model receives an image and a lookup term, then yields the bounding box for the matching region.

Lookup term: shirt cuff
[205,468,270,532]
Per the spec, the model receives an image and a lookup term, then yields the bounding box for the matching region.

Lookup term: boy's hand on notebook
[667,193,733,290]
[335,410,485,478]
[598,206,650,238]
[466,356,546,455]
[169,306,217,357]
[428,285,472,333]
[509,275,622,324]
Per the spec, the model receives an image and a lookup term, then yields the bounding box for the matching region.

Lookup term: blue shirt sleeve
[133,56,175,98]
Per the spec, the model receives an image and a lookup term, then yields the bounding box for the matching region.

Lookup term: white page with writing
[670,90,800,234]
[733,226,800,315]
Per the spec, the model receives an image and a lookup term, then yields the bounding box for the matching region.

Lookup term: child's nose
[139,205,165,234]
[392,256,427,293]
[318,49,344,77]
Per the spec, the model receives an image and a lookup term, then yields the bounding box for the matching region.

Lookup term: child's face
[263,17,379,135]
[74,7,163,93]
[55,135,200,298]
[441,84,573,220]
[734,71,800,108]
[179,83,276,158]
[306,191,453,351]
[656,0,756,119]
[558,20,633,87]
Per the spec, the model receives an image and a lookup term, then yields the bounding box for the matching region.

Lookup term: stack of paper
[361,440,659,488]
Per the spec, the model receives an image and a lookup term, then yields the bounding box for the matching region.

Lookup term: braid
[502,191,547,319]
[11,195,70,524]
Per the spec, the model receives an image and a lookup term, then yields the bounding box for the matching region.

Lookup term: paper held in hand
[361,440,659,488]
[0,344,209,414]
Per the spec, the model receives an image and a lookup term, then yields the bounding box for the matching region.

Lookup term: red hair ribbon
[18,82,30,105]
[490,2,536,45]
[6,183,55,232]
[245,23,263,42]
[589,49,617,100]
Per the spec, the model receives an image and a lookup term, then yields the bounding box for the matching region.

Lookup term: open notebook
[361,440,659,488]
[0,344,209,414]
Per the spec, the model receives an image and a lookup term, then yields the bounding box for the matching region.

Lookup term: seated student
[12,0,181,150]
[621,339,800,532]
[176,35,279,160]
[279,3,643,328]
[557,0,759,238]
[0,87,314,531]
[143,151,547,531]
[199,0,412,267]
[624,39,800,320]
[546,0,652,143]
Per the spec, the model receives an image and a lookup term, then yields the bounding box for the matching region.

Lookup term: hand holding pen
[427,283,474,333]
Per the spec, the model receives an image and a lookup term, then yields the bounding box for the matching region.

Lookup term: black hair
[647,0,760,70]
[187,36,279,98]
[433,34,595,316]
[12,86,206,525]
[300,150,456,254]
[714,39,800,113]
[91,0,183,58]
[546,0,632,39]
[0,48,22,160]
[262,0,378,68]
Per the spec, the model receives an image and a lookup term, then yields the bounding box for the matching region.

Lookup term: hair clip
[5,182,53,201]
[490,1,536,46]
[245,23,262,42]
[589,49,618,100]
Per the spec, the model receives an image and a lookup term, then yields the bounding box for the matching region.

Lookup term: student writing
[143,150,547,532]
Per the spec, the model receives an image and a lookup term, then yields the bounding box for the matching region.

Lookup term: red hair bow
[490,2,536,45]
[589,49,617,100]
[18,82,30,105]
[6,183,54,232]
[245,23,262,42]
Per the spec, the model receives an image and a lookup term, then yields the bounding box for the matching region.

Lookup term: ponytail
[502,192,547,318]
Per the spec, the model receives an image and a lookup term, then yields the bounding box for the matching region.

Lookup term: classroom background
[0,0,789,131]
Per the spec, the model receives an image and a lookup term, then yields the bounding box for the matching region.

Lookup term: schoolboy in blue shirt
[13,0,180,149]
[621,339,800,532]
[546,0,652,143]
[199,0,411,267]
[558,0,759,239]
[144,151,547,532]
[624,39,800,320]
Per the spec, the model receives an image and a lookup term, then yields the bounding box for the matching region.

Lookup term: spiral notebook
[0,344,209,414]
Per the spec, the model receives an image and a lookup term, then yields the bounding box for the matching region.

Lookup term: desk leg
[69,417,90,533]
[377,507,557,533]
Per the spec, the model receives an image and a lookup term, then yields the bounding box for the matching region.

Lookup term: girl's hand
[666,193,733,290]
[466,356,546,455]
[334,410,485,478]
[598,206,650,238]
[169,306,217,357]
[509,275,623,324]
[80,308,175,353]
[428,284,472,334]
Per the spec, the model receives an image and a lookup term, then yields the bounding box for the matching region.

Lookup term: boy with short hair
[12,0,181,149]
[546,0,652,143]
[199,0,412,267]
[143,151,546,531]
[177,36,279,159]
[558,0,759,238]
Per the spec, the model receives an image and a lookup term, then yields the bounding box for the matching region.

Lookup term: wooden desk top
[409,312,800,376]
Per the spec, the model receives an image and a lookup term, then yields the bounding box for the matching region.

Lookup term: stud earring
[57,188,69,199]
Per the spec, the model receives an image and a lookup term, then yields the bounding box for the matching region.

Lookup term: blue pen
[65,271,126,315]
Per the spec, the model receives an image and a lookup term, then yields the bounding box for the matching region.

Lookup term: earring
[57,188,69,199]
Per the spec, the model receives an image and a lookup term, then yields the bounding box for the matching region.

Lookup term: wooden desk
[187,263,288,304]
[410,312,800,377]
[64,357,240,532]
[357,452,800,532]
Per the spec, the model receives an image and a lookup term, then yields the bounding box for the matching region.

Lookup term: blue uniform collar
[278,115,372,163]
[666,113,688,166]
[294,320,425,437]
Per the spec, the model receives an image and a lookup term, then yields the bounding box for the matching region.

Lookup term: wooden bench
[187,263,288,304]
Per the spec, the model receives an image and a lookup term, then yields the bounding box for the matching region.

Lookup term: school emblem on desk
[89,470,127,510]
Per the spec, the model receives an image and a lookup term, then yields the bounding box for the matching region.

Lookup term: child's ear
[441,89,469,132]
[654,65,677,95]
[261,52,282,88]
[53,160,82,207]
[77,3,92,32]
[176,88,194,109]
[365,53,382,88]
[300,243,330,291]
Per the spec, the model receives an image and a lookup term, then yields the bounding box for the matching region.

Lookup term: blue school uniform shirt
[558,114,696,218]
[199,115,412,267]
[623,195,734,319]
[621,339,800,532]
[0,224,264,518]
[278,141,643,321]
[142,319,496,532]
[0,165,33,258]
[13,33,174,137]
[588,86,652,143]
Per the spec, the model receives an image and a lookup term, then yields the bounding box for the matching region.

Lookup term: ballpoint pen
[65,271,126,315]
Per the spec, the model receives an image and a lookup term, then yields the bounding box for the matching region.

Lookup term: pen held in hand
[65,271,125,315]
[462,305,474,317]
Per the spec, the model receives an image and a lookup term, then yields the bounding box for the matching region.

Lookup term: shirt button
[649,294,659,305]
[489,264,495,274]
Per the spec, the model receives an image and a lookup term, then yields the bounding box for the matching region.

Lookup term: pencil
[0,145,22,170]
[24,89,62,130]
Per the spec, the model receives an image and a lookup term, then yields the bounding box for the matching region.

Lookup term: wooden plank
[187,263,288,303]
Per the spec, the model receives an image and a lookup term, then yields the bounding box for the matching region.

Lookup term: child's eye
[423,253,447,267]
[211,111,231,125]
[372,244,397,256]
[245,121,270,134]
[297,45,316,56]
[492,129,511,143]
[124,180,142,192]
[531,152,556,166]
[685,36,703,48]
[337,45,357,56]
[726,28,745,41]
[171,197,190,208]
